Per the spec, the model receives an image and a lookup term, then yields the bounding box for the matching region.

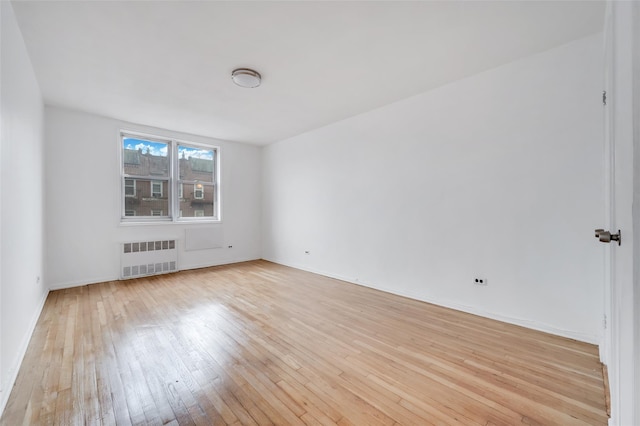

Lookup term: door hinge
[602,90,607,106]
[603,314,607,329]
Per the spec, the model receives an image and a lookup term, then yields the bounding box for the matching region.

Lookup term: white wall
[45,107,262,289]
[263,34,604,343]
[0,0,48,413]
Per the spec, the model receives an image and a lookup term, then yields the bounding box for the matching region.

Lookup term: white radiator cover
[120,240,178,279]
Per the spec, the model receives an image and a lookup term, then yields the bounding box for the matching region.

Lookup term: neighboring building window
[194,183,204,199]
[125,179,136,197]
[152,181,163,198]
[121,132,219,221]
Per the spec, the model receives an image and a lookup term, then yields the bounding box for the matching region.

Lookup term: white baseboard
[49,275,118,290]
[0,289,49,416]
[263,257,599,345]
[179,257,261,272]
[48,257,262,291]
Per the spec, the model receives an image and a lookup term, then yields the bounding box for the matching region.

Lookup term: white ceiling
[11,1,604,145]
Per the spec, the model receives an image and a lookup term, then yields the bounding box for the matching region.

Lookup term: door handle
[595,229,621,246]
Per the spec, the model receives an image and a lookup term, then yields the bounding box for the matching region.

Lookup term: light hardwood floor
[2,260,607,425]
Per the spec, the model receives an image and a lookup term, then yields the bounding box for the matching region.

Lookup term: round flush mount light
[231,68,261,88]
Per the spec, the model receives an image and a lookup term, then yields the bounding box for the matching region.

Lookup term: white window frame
[178,183,183,199]
[176,141,218,222]
[150,209,163,216]
[120,131,220,223]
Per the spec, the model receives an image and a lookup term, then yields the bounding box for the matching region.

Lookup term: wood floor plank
[1,260,608,425]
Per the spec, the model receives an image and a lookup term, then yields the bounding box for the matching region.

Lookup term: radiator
[120,240,178,279]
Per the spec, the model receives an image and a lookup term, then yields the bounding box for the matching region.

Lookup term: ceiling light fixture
[231,68,261,88]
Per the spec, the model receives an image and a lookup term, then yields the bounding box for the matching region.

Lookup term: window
[194,183,204,199]
[151,181,163,198]
[125,179,136,197]
[121,132,219,221]
[178,144,216,219]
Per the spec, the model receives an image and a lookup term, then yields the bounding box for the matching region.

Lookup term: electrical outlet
[474,278,487,286]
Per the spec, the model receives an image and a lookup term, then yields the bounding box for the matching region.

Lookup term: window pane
[123,137,169,178]
[123,178,170,217]
[178,145,214,183]
[179,185,214,218]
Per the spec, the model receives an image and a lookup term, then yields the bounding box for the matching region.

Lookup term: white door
[601,2,638,425]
